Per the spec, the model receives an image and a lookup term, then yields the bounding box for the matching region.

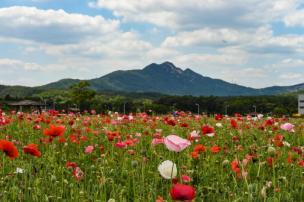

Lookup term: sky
[0,0,304,88]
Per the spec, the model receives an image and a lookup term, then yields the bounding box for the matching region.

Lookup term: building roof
[69,107,80,111]
[8,100,44,106]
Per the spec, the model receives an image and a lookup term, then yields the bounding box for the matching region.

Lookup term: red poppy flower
[191,151,199,159]
[201,125,214,135]
[274,139,283,147]
[230,119,238,129]
[292,147,302,155]
[48,109,59,116]
[267,157,273,167]
[69,134,80,144]
[287,154,293,164]
[23,143,41,157]
[194,144,206,153]
[170,183,196,201]
[0,139,19,159]
[33,125,41,130]
[264,119,274,126]
[210,145,221,153]
[215,114,223,121]
[274,134,284,141]
[44,125,65,137]
[180,123,189,128]
[58,137,66,143]
[299,160,304,167]
[231,159,241,174]
[66,161,78,168]
[68,120,75,126]
[166,119,176,126]
[80,135,88,142]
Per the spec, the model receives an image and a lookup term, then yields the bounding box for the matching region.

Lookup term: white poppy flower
[15,167,24,174]
[190,130,200,138]
[215,123,223,128]
[283,141,291,147]
[158,160,177,179]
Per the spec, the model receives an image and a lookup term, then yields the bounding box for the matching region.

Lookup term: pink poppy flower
[152,138,164,145]
[181,175,191,183]
[72,167,84,181]
[115,142,127,148]
[85,145,94,154]
[164,135,191,152]
[111,120,118,125]
[280,123,295,132]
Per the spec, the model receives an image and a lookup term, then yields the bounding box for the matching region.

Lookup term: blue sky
[0,0,304,88]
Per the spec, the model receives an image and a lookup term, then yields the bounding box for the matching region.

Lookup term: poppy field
[0,109,303,201]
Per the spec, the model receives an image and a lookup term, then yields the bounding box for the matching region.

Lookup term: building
[8,100,45,112]
[298,95,304,115]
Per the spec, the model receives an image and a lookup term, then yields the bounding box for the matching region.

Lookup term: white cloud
[279,73,303,80]
[174,52,247,66]
[267,58,304,69]
[91,0,301,30]
[161,25,304,55]
[162,28,250,48]
[284,10,304,26]
[0,6,120,44]
[0,6,154,74]
[0,58,42,71]
[24,31,152,60]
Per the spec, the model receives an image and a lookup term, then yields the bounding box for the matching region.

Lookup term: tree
[4,94,11,101]
[69,81,96,111]
[273,106,288,116]
[109,96,127,113]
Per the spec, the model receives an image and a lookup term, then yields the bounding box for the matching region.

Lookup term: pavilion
[8,100,45,112]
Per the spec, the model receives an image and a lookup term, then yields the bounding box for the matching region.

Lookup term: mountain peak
[144,61,183,74]
[162,61,176,68]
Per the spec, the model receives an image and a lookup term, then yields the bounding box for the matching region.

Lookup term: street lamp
[195,103,200,115]
[123,102,126,115]
[172,103,177,116]
[253,105,257,113]
[44,100,47,111]
[225,105,229,115]
[172,103,177,110]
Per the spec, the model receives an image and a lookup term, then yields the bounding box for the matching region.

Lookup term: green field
[0,111,303,201]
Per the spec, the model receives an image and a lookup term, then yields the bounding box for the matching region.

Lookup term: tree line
[1,81,298,116]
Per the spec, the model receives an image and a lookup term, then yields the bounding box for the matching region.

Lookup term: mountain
[259,83,304,95]
[86,62,258,96]
[41,78,81,89]
[1,61,304,97]
[0,85,42,98]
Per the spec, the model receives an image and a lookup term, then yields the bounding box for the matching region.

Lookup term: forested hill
[1,62,304,97]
